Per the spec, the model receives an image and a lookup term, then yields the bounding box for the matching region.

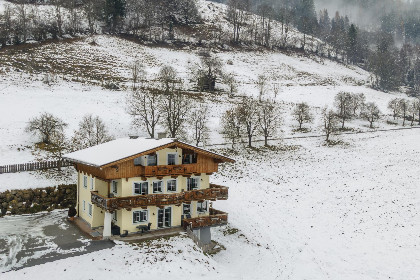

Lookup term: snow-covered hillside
[0,33,414,190]
[0,0,419,278]
[2,129,419,279]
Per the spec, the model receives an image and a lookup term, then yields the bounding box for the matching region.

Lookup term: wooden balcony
[144,164,203,177]
[182,208,228,229]
[91,184,228,212]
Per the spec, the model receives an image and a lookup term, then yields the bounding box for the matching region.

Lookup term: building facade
[64,137,234,241]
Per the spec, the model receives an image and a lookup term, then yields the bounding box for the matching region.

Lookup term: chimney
[157,132,166,139]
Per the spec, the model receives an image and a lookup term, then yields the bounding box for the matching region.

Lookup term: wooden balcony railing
[91,184,228,211]
[144,164,205,177]
[182,208,228,229]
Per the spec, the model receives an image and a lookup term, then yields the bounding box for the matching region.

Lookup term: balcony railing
[182,208,228,229]
[143,164,204,177]
[91,184,228,211]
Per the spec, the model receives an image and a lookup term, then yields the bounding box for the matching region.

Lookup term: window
[182,153,197,164]
[134,182,148,195]
[83,200,86,212]
[134,156,143,166]
[83,175,88,188]
[112,211,117,221]
[153,181,163,193]
[183,204,191,215]
[197,201,208,213]
[90,177,94,190]
[167,179,176,192]
[187,177,199,191]
[147,154,157,166]
[88,203,93,217]
[133,210,148,223]
[112,181,118,194]
[167,153,176,165]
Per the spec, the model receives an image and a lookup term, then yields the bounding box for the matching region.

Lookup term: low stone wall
[0,184,76,216]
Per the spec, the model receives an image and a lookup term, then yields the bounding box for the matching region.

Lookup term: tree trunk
[248,135,252,148]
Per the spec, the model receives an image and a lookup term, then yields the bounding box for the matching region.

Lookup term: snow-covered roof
[64,137,175,167]
[64,137,234,167]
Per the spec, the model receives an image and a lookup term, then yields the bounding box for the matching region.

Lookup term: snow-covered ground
[2,129,419,279]
[0,34,414,190]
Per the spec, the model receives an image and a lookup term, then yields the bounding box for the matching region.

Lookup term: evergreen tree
[103,0,126,33]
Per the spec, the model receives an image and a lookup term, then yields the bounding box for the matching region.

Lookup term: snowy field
[0,34,415,190]
[2,129,419,279]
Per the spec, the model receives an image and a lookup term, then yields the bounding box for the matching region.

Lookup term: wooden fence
[0,160,72,174]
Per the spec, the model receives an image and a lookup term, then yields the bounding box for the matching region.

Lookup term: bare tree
[272,82,280,100]
[237,97,259,148]
[189,104,209,146]
[26,113,68,144]
[221,108,241,149]
[191,51,223,92]
[350,93,366,116]
[127,89,162,138]
[131,60,146,90]
[322,107,338,142]
[415,98,420,125]
[43,130,69,171]
[159,65,178,93]
[227,0,248,43]
[72,115,114,150]
[161,90,189,138]
[388,98,401,120]
[257,102,280,146]
[361,102,381,128]
[399,99,409,126]
[409,100,419,126]
[256,74,268,102]
[292,102,313,130]
[334,92,354,129]
[223,72,237,97]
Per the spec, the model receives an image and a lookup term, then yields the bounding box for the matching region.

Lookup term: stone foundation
[0,184,76,216]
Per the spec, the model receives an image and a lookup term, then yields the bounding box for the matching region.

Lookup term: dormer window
[147,154,157,166]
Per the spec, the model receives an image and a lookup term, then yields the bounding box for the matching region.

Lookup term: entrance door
[158,207,172,228]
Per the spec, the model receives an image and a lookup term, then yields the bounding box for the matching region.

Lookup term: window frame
[187,176,200,191]
[147,154,157,166]
[183,203,191,215]
[152,180,163,193]
[112,211,117,221]
[90,177,94,190]
[197,201,208,213]
[167,153,177,165]
[133,210,148,224]
[111,180,118,195]
[83,200,86,212]
[166,179,177,192]
[88,203,93,217]
[133,181,149,195]
[83,175,88,189]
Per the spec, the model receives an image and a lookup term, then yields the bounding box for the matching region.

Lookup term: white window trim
[133,181,149,195]
[147,154,157,166]
[187,176,200,190]
[88,203,93,217]
[183,203,191,215]
[157,206,172,228]
[152,180,163,194]
[166,178,177,193]
[167,152,178,165]
[133,209,149,224]
[112,211,117,221]
[111,180,118,195]
[83,175,88,189]
[90,177,94,190]
[83,200,86,212]
[197,201,208,213]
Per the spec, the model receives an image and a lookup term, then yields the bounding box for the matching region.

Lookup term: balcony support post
[103,211,112,239]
